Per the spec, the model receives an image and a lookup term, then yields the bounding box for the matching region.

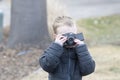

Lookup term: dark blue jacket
[39,42,95,80]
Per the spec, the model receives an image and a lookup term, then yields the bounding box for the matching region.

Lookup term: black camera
[63,32,84,47]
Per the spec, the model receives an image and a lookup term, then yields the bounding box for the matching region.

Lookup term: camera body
[63,32,84,47]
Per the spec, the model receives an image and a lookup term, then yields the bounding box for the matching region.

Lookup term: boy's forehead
[56,26,77,34]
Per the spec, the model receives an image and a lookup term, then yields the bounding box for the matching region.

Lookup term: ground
[0,14,120,80]
[1,45,120,80]
[0,46,42,80]
[21,45,120,80]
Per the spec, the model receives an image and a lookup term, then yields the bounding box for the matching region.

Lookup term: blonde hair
[52,16,76,34]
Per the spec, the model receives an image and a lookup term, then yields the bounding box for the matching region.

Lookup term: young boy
[39,16,95,80]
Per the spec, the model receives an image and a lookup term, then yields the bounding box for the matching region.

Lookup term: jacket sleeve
[39,42,63,73]
[75,44,95,76]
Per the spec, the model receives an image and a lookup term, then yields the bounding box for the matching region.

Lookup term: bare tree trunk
[0,11,3,42]
[8,0,51,49]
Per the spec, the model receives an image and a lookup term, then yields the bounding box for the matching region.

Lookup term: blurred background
[0,0,120,80]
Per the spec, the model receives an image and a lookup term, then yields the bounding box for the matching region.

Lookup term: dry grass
[21,45,120,80]
[77,15,120,46]
[22,68,48,80]
[83,45,120,80]
[0,46,43,80]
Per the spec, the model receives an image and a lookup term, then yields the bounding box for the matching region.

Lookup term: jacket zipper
[68,48,71,80]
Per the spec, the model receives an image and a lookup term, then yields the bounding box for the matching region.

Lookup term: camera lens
[69,38,74,41]
[63,33,76,47]
[67,37,74,45]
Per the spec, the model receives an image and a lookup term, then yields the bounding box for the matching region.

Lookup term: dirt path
[60,0,120,19]
[0,0,10,26]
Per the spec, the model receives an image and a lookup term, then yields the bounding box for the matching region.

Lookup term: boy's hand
[55,34,67,46]
[65,39,85,48]
[74,39,85,46]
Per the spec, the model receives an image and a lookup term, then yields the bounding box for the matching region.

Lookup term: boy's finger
[60,36,67,40]
[74,39,78,42]
[61,37,67,42]
[61,37,67,41]
[56,35,62,40]
[62,39,67,43]
[57,34,62,38]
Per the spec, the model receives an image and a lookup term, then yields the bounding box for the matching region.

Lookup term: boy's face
[56,25,77,35]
